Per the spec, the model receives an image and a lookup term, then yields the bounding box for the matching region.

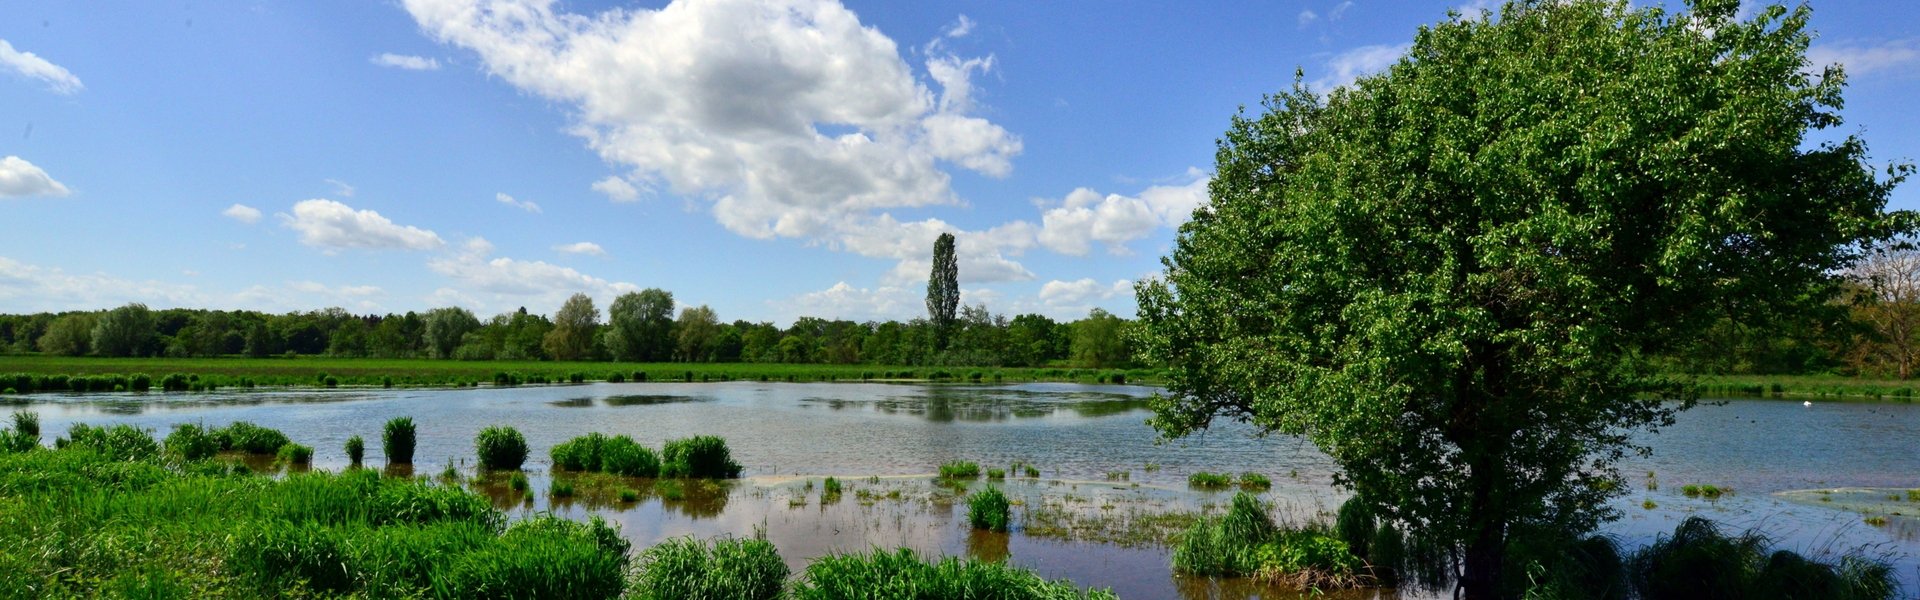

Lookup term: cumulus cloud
[324,178,356,197]
[234,281,387,313]
[428,236,637,311]
[1298,9,1319,28]
[495,192,541,213]
[222,203,263,224]
[0,256,205,312]
[1038,277,1134,313]
[942,14,975,39]
[592,176,641,202]
[772,281,918,322]
[1037,169,1209,256]
[0,39,82,94]
[554,241,606,256]
[372,53,442,70]
[1311,43,1409,91]
[1809,39,1920,79]
[404,0,1020,245]
[0,156,71,198]
[279,199,446,252]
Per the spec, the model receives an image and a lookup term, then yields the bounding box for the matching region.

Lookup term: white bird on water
[1804,400,1812,407]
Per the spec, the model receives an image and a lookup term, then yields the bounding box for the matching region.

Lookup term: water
[7,382,1919,597]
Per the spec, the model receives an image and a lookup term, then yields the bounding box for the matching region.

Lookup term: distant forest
[0,289,1135,369]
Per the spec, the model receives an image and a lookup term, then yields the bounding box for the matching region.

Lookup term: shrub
[164,423,220,461]
[660,436,742,479]
[629,537,788,600]
[1334,495,1376,560]
[938,460,981,479]
[384,417,416,465]
[216,421,292,454]
[10,411,38,440]
[608,372,627,383]
[1188,471,1233,488]
[1627,517,1895,600]
[569,372,586,384]
[277,443,314,466]
[345,435,365,465]
[130,373,152,392]
[793,548,1117,600]
[474,426,529,470]
[968,486,1011,532]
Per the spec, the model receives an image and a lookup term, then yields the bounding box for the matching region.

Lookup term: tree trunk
[1459,521,1506,600]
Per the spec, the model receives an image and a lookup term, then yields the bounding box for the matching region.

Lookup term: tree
[1069,309,1129,369]
[675,305,720,362]
[92,303,157,357]
[38,313,96,356]
[926,232,959,351]
[1131,2,1910,597]
[543,293,600,361]
[1852,244,1920,378]
[423,307,481,359]
[606,289,675,361]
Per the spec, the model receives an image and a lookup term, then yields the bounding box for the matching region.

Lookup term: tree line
[0,292,1137,369]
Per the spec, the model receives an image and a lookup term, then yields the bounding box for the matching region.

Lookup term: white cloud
[222,203,263,224]
[592,176,642,202]
[942,14,975,39]
[0,256,205,312]
[372,53,442,71]
[235,281,388,313]
[428,236,637,311]
[0,39,82,94]
[554,241,606,256]
[1330,1,1354,20]
[829,215,1036,285]
[279,199,446,252]
[404,0,1019,244]
[495,192,542,213]
[325,178,356,197]
[1037,170,1209,256]
[0,156,71,198]
[1038,278,1134,315]
[1298,9,1319,28]
[772,281,918,322]
[1312,43,1409,91]
[1809,39,1920,79]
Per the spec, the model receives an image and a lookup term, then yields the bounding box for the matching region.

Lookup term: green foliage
[543,293,600,361]
[1627,517,1894,600]
[967,486,1011,532]
[793,548,1118,600]
[276,443,313,466]
[58,423,161,461]
[607,289,677,362]
[927,233,960,351]
[628,536,788,600]
[1133,0,1912,594]
[214,421,291,454]
[1187,472,1231,488]
[92,303,157,357]
[1174,493,1368,588]
[474,425,528,470]
[1237,472,1272,491]
[659,435,742,479]
[10,410,38,440]
[344,435,365,465]
[1681,484,1730,500]
[383,417,416,465]
[938,460,981,479]
[550,432,660,477]
[549,479,575,498]
[1334,496,1376,560]
[164,423,220,461]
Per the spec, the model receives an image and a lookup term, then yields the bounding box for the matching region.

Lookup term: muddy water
[10,382,1920,597]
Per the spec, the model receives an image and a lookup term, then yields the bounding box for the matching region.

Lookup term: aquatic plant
[383,417,416,465]
[822,477,844,503]
[344,435,365,465]
[474,425,528,470]
[215,421,292,454]
[1627,517,1895,600]
[1239,472,1272,491]
[509,472,529,491]
[58,423,161,461]
[1681,484,1729,500]
[938,460,981,479]
[598,435,660,477]
[968,486,1011,532]
[164,423,220,461]
[2,411,40,453]
[629,536,788,600]
[276,443,313,466]
[660,435,742,479]
[550,479,575,498]
[1174,492,1370,589]
[986,468,1005,480]
[793,548,1118,600]
[1188,471,1232,488]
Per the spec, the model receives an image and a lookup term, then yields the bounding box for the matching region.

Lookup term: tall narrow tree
[926,232,959,351]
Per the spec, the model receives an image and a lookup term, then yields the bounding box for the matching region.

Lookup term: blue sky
[1,1,1916,325]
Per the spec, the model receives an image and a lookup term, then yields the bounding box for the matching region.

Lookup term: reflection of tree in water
[492,473,731,518]
[802,388,1150,422]
[602,395,702,407]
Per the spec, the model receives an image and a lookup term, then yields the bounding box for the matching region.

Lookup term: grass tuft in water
[164,423,220,461]
[1627,516,1895,600]
[344,435,364,466]
[383,417,416,465]
[793,548,1117,599]
[1188,471,1232,488]
[659,436,742,479]
[939,460,981,479]
[967,486,1012,532]
[550,478,575,498]
[1238,472,1272,491]
[1681,484,1729,500]
[275,443,313,466]
[628,536,787,600]
[474,425,528,470]
[1174,492,1371,590]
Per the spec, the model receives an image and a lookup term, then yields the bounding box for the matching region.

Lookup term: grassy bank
[1691,374,1920,401]
[0,355,1161,393]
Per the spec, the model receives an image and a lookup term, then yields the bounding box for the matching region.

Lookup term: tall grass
[628,536,788,600]
[659,436,742,479]
[938,460,981,479]
[551,432,662,477]
[344,435,365,465]
[1627,517,1894,600]
[1173,492,1370,589]
[383,417,416,465]
[793,548,1119,599]
[474,425,529,470]
[164,423,219,461]
[1,410,38,452]
[968,486,1011,532]
[214,421,292,454]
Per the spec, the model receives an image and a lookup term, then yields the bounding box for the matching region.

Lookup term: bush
[474,426,528,470]
[793,548,1118,600]
[130,373,152,392]
[660,436,742,479]
[277,443,314,466]
[216,421,292,454]
[160,373,190,392]
[384,417,416,465]
[1334,496,1376,560]
[345,435,365,465]
[1627,517,1895,600]
[1188,471,1232,488]
[164,423,220,461]
[608,372,627,383]
[967,486,1011,532]
[938,460,980,479]
[629,537,788,600]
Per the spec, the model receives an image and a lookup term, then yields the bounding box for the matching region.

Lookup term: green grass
[628,537,788,600]
[1188,471,1233,488]
[383,417,416,465]
[967,486,1011,532]
[938,460,981,479]
[1691,373,1920,401]
[344,435,365,465]
[1238,472,1272,491]
[474,425,529,470]
[1173,492,1371,590]
[659,436,742,479]
[275,443,313,466]
[1681,484,1730,500]
[792,548,1118,599]
[1628,517,1894,600]
[0,436,629,598]
[0,355,1166,391]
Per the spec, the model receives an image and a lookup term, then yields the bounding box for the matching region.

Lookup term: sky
[1,1,1916,325]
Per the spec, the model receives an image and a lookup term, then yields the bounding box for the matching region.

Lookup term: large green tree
[1132,1,1910,597]
[606,289,675,362]
[422,307,481,359]
[926,232,959,351]
[91,303,156,357]
[543,293,600,361]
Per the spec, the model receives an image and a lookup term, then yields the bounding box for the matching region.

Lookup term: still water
[9,382,1920,598]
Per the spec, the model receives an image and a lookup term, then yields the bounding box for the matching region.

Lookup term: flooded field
[8,382,1919,597]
